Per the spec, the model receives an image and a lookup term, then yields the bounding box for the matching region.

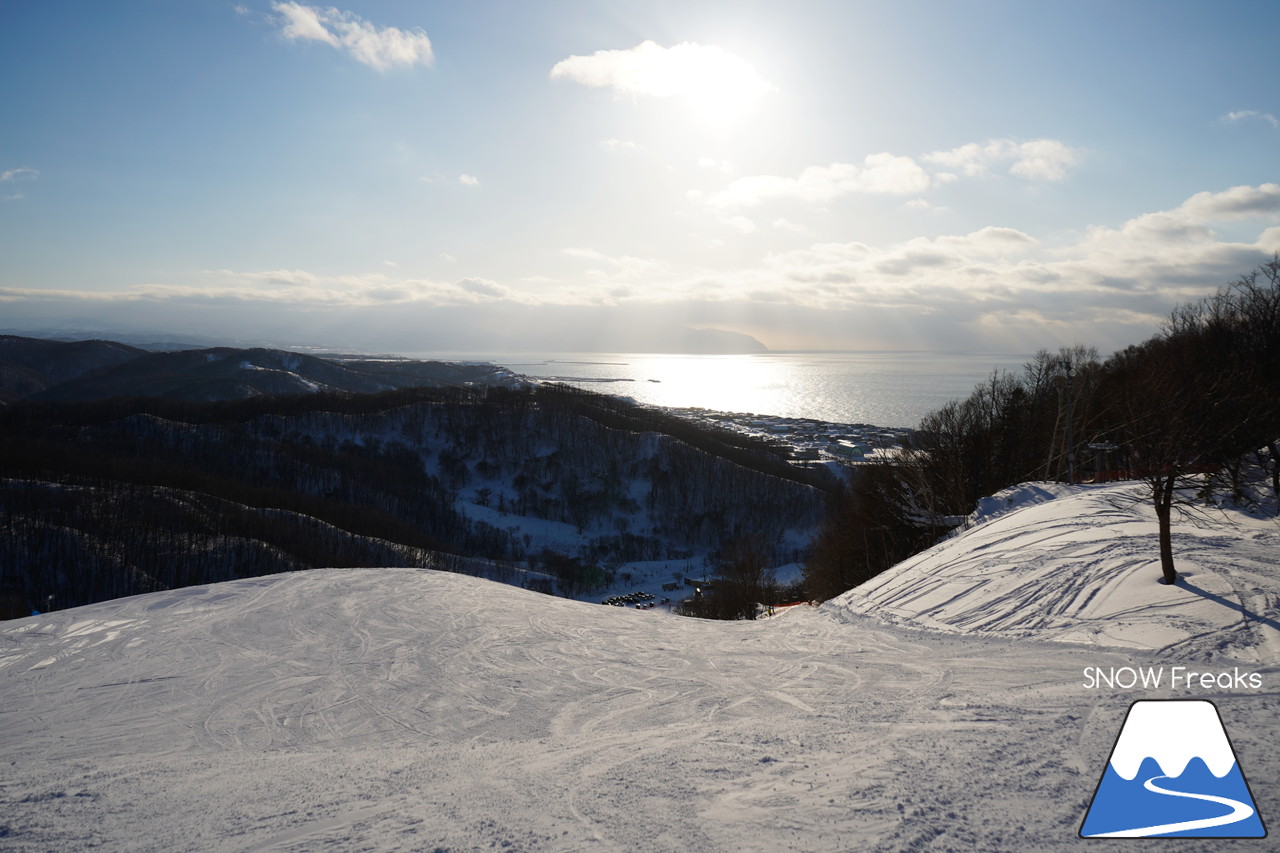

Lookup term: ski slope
[832,481,1280,663]
[1,481,1278,850]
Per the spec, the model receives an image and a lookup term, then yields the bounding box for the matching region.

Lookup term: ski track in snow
[2,568,1277,852]
[3,479,1279,851]
[833,482,1280,663]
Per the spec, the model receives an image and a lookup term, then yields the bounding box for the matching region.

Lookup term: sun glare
[662,44,771,125]
[551,40,772,128]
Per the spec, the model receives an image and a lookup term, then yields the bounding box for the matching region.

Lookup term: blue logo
[1080,699,1266,838]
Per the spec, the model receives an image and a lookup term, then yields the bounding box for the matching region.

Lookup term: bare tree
[1100,257,1280,582]
[679,535,778,619]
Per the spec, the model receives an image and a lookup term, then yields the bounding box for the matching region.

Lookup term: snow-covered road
[3,567,1276,851]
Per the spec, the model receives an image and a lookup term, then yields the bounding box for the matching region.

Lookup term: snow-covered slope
[2,565,1278,851]
[830,481,1280,663]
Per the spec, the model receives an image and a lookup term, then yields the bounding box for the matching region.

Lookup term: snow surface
[832,481,1280,662]
[2,481,1278,850]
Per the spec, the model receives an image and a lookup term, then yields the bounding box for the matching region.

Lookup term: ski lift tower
[1087,442,1118,482]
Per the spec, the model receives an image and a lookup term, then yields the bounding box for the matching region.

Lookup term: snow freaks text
[1082,666,1263,691]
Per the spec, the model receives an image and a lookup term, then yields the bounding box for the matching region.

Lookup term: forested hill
[0,384,831,617]
[0,334,521,403]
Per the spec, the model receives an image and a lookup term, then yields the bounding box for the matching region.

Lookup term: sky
[1,0,1278,354]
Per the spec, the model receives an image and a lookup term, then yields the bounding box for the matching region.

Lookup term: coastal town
[657,405,913,467]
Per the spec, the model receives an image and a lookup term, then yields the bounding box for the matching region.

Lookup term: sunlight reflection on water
[410,351,1030,428]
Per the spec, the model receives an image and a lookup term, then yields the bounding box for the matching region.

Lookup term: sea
[407,351,1032,428]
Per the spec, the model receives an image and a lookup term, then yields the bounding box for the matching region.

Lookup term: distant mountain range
[608,326,769,354]
[0,335,523,403]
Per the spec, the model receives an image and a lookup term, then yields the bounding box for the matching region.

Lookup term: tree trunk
[1269,443,1280,514]
[1154,476,1178,585]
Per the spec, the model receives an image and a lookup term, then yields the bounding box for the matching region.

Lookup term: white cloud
[454,277,512,299]
[905,198,948,213]
[2,167,39,199]
[458,174,480,187]
[274,2,336,45]
[563,247,607,261]
[699,154,932,209]
[551,41,770,99]
[560,248,673,299]
[7,184,1277,355]
[1,167,39,182]
[938,226,1040,253]
[550,41,772,121]
[271,3,433,71]
[924,138,1083,182]
[1007,139,1082,182]
[1221,110,1279,128]
[1177,183,1280,221]
[600,138,640,151]
[658,183,1280,350]
[166,268,480,307]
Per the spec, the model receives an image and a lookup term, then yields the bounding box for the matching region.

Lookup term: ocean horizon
[406,350,1032,428]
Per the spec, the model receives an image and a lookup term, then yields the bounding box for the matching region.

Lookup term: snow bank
[830,481,1280,662]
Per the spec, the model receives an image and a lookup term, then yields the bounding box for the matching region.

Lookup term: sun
[662,43,773,127]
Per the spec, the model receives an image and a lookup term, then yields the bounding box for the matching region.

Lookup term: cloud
[2,167,39,200]
[271,3,433,71]
[458,174,480,186]
[454,277,510,299]
[754,227,1040,303]
[1177,183,1280,220]
[6,185,1277,357]
[601,138,640,151]
[924,138,1083,182]
[550,40,772,118]
[562,247,607,261]
[274,2,336,45]
[159,268,479,307]
[560,248,673,301]
[1,168,39,182]
[99,268,535,311]
[699,154,932,209]
[1221,110,1279,129]
[905,198,948,213]
[663,184,1280,350]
